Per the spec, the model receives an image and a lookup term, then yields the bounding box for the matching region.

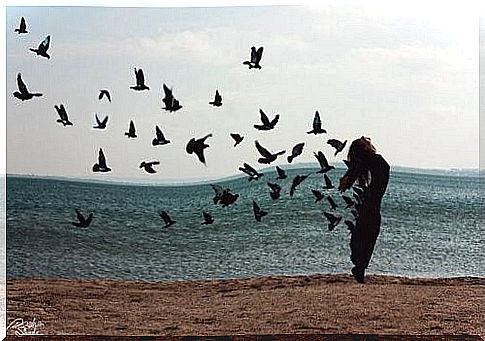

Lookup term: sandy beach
[6,274,484,337]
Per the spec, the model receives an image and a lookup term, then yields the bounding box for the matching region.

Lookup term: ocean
[6,169,484,281]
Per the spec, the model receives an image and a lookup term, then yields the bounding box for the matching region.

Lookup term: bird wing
[250,46,257,63]
[255,47,264,62]
[40,35,50,51]
[98,148,107,168]
[95,114,101,125]
[252,200,260,214]
[259,109,270,126]
[267,182,281,192]
[255,141,273,159]
[269,114,279,127]
[163,83,173,97]
[155,126,165,140]
[211,184,223,197]
[129,120,135,134]
[324,174,333,188]
[292,143,304,156]
[313,111,321,129]
[314,151,329,169]
[323,212,337,223]
[230,133,240,141]
[312,189,322,198]
[147,161,160,166]
[203,211,212,221]
[75,209,86,224]
[17,73,28,94]
[194,148,207,164]
[105,91,111,102]
[136,68,145,86]
[243,163,258,174]
[101,115,108,126]
[20,17,26,31]
[160,211,171,224]
[276,166,286,178]
[98,91,103,100]
[215,90,221,102]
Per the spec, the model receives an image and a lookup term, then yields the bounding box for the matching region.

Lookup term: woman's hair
[347,136,376,186]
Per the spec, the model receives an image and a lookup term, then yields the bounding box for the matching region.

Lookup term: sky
[5,3,480,181]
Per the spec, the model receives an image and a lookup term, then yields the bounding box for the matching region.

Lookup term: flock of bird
[13,16,363,233]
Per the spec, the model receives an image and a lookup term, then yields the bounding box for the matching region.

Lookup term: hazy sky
[6,5,479,181]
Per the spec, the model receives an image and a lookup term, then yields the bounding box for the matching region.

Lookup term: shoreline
[7,273,484,336]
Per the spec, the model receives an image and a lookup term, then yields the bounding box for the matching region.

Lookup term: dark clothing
[343,154,390,269]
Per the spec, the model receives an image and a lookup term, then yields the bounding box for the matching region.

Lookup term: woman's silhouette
[339,137,390,283]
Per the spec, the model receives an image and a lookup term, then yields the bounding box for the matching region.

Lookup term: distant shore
[7,274,484,336]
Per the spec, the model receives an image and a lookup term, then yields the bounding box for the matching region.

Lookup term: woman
[338,137,390,283]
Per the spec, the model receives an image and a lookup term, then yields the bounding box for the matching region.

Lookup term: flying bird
[13,73,42,101]
[14,17,27,34]
[220,190,239,207]
[287,142,304,163]
[243,46,264,69]
[239,163,264,181]
[98,89,111,102]
[312,189,325,203]
[152,125,171,146]
[29,35,51,59]
[186,134,213,165]
[267,182,282,200]
[162,84,182,112]
[93,114,108,129]
[290,174,310,197]
[125,120,137,138]
[209,90,222,107]
[230,133,244,147]
[307,111,326,135]
[71,209,93,228]
[55,104,73,126]
[140,161,160,174]
[327,139,348,156]
[324,212,342,231]
[130,68,149,91]
[314,151,335,173]
[323,174,334,189]
[202,211,214,225]
[160,210,175,228]
[211,184,225,205]
[92,148,111,173]
[252,200,268,222]
[342,195,355,209]
[275,166,287,180]
[255,140,285,164]
[326,196,338,210]
[344,220,356,233]
[254,109,279,131]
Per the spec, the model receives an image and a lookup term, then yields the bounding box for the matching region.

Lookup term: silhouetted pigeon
[92,148,111,173]
[55,104,73,126]
[287,142,304,163]
[327,139,347,156]
[314,151,335,173]
[186,134,212,164]
[93,114,108,129]
[230,133,244,147]
[202,211,214,225]
[275,166,287,180]
[15,17,27,34]
[98,89,111,102]
[312,189,325,203]
[30,35,50,59]
[267,182,282,200]
[152,125,170,146]
[125,120,137,138]
[239,163,264,181]
[160,210,175,228]
[162,84,182,112]
[243,46,263,69]
[140,161,160,174]
[209,90,222,107]
[290,174,310,197]
[254,109,279,131]
[130,68,149,91]
[324,212,342,231]
[13,73,42,101]
[72,209,93,228]
[253,200,268,222]
[255,140,285,164]
[307,111,326,134]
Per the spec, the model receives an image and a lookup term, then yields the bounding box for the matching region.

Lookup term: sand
[6,274,484,337]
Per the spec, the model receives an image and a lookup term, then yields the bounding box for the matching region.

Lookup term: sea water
[6,169,484,281]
